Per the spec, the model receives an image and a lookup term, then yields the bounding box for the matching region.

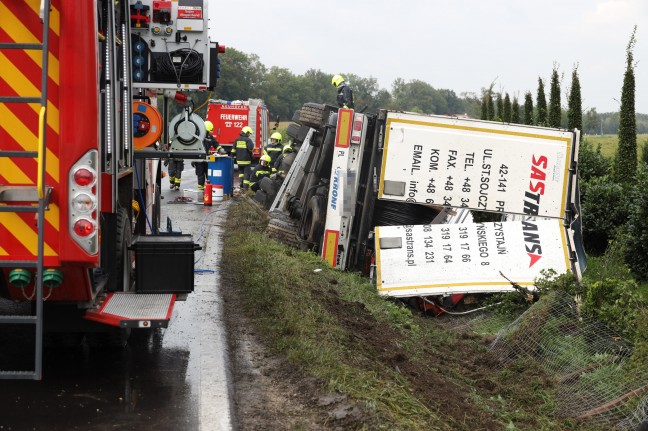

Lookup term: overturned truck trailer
[266,104,586,299]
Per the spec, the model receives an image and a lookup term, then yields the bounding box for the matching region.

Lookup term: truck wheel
[266,217,300,248]
[286,123,301,140]
[107,208,133,292]
[291,109,302,123]
[299,195,325,250]
[299,103,328,128]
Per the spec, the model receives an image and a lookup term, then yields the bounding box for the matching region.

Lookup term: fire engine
[206,98,271,160]
[0,0,221,379]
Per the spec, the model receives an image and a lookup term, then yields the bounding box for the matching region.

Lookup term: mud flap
[84,292,175,329]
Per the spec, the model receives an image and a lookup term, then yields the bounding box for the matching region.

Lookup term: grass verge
[220,198,609,430]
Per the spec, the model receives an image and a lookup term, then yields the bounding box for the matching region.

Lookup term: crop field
[581,133,648,159]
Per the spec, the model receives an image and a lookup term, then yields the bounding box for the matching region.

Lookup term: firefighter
[332,74,354,109]
[249,154,272,192]
[231,126,254,189]
[166,158,184,190]
[272,143,295,179]
[165,137,184,190]
[264,132,283,172]
[195,120,224,190]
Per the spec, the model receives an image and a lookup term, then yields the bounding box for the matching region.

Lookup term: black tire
[291,109,301,123]
[286,123,301,140]
[298,195,326,250]
[299,103,328,128]
[266,216,300,248]
[107,209,133,292]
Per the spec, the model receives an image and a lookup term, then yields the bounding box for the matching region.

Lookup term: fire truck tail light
[72,193,96,213]
[69,150,99,254]
[73,168,96,186]
[73,219,96,237]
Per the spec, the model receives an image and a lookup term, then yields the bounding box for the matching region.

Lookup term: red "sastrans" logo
[522,155,547,267]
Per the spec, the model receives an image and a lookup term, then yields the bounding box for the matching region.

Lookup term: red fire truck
[206,99,271,160]
[0,0,216,379]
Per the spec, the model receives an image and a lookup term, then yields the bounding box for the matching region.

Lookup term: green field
[583,133,648,159]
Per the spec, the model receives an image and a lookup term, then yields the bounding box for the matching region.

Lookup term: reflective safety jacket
[264,141,283,171]
[248,162,273,189]
[231,133,254,165]
[336,82,354,109]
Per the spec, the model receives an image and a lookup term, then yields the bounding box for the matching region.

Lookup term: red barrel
[204,180,213,206]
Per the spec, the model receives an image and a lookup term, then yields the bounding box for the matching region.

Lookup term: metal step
[0,150,38,158]
[0,261,38,268]
[0,96,41,104]
[0,371,39,380]
[0,186,53,212]
[0,43,43,50]
[84,293,176,329]
[0,315,37,324]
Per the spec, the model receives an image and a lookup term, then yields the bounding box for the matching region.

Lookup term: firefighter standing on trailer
[264,132,283,172]
[232,126,254,189]
[332,74,354,109]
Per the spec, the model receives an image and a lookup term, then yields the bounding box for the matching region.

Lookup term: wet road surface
[0,165,234,430]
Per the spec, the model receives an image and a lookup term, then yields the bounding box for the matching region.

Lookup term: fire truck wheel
[107,209,133,292]
[299,195,325,250]
[291,109,302,123]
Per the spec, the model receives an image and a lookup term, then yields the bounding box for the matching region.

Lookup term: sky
[209,0,648,114]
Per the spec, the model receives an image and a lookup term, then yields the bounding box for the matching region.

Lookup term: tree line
[211,46,648,135]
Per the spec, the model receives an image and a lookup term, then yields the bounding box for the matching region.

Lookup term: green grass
[584,134,648,159]
[221,198,610,430]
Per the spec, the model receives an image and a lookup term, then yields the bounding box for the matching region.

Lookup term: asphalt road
[0,165,235,431]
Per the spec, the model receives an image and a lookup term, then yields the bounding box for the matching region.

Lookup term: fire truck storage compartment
[132,235,197,293]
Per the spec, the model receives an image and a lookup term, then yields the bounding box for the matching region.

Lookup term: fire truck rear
[206,99,270,160]
[0,0,219,379]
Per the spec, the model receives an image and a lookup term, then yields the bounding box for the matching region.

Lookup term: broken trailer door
[375,220,579,297]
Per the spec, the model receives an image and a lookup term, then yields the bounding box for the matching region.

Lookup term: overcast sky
[210,0,648,114]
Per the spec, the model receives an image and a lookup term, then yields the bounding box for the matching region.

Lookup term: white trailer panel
[322,109,368,269]
[378,113,578,219]
[375,220,573,297]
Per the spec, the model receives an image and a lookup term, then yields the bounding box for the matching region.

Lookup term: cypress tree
[536,78,547,126]
[481,95,487,120]
[524,92,534,125]
[548,67,561,128]
[496,93,503,121]
[487,92,495,121]
[567,64,583,131]
[512,97,520,124]
[503,93,512,123]
[614,26,638,184]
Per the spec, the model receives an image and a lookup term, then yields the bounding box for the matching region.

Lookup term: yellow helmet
[332,74,344,87]
[242,126,253,135]
[260,154,271,164]
[270,132,282,143]
[204,120,214,132]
